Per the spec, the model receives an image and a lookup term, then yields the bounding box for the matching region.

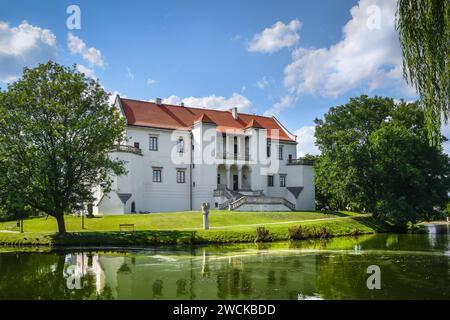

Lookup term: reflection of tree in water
[176,279,187,297]
[267,270,275,287]
[117,262,132,274]
[152,280,163,298]
[0,253,113,300]
[315,251,450,299]
[216,259,253,299]
[279,270,287,286]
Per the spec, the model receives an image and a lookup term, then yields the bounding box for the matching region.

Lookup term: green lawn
[0,210,362,233]
[0,210,386,246]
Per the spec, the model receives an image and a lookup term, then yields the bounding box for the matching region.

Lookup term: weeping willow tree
[396,0,450,146]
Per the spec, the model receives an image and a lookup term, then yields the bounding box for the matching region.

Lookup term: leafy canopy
[396,0,450,145]
[0,61,126,233]
[314,95,450,227]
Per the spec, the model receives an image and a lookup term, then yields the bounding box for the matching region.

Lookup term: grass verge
[0,213,388,247]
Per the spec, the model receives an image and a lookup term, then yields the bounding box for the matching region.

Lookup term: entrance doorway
[233,175,238,191]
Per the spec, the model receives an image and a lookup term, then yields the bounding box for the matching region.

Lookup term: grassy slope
[0,210,386,246]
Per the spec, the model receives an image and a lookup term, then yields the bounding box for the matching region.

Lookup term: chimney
[229,107,238,120]
[180,102,185,107]
[155,97,162,105]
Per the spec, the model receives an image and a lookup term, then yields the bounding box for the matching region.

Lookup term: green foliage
[314,95,450,228]
[443,202,450,218]
[396,0,450,145]
[288,226,308,240]
[0,61,126,233]
[255,226,271,242]
[288,225,332,240]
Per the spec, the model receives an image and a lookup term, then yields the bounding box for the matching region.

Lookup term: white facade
[93,97,315,214]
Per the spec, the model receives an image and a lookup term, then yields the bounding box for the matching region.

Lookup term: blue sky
[0,0,421,155]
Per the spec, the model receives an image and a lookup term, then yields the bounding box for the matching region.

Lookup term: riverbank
[0,210,389,246]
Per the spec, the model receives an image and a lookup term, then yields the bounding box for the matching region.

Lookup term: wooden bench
[4,224,18,231]
[119,224,135,232]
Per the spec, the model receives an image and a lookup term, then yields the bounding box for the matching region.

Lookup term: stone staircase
[215,187,295,211]
[228,195,295,211]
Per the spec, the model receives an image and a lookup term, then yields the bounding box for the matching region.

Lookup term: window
[234,136,238,159]
[215,202,218,208]
[152,169,162,182]
[149,136,158,151]
[222,133,227,159]
[278,145,284,160]
[267,140,271,157]
[245,136,249,160]
[217,174,221,185]
[177,170,186,183]
[177,138,184,153]
[268,175,274,187]
[280,175,286,187]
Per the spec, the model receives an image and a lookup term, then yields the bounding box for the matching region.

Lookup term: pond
[0,224,449,300]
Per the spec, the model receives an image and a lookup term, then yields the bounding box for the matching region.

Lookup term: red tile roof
[119,97,296,142]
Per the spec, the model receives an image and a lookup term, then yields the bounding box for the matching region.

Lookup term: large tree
[396,0,450,146]
[314,95,450,228]
[0,62,126,234]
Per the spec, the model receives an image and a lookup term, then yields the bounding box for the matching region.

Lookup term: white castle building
[93,96,315,215]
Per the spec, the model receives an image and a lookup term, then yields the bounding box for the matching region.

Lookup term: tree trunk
[55,214,66,234]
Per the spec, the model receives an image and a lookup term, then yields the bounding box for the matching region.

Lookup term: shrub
[255,226,271,242]
[288,226,308,240]
[316,227,332,238]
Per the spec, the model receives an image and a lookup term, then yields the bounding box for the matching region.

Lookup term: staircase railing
[281,198,296,210]
[227,196,296,211]
[229,196,247,210]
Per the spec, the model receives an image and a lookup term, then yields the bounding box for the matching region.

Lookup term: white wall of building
[95,116,315,214]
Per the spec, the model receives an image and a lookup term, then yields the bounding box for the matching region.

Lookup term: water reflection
[0,226,449,300]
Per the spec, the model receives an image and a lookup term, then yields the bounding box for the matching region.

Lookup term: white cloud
[0,21,57,82]
[248,19,301,54]
[76,64,96,79]
[231,34,242,41]
[294,126,320,157]
[126,67,134,80]
[146,78,156,86]
[284,0,416,98]
[256,76,269,89]
[67,32,104,67]
[162,93,253,112]
[264,95,296,117]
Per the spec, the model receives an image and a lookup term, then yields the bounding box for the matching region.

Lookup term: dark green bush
[288,226,308,240]
[255,226,270,242]
[316,227,332,238]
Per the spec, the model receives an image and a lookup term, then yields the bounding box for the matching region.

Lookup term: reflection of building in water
[65,253,106,294]
[77,250,320,300]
